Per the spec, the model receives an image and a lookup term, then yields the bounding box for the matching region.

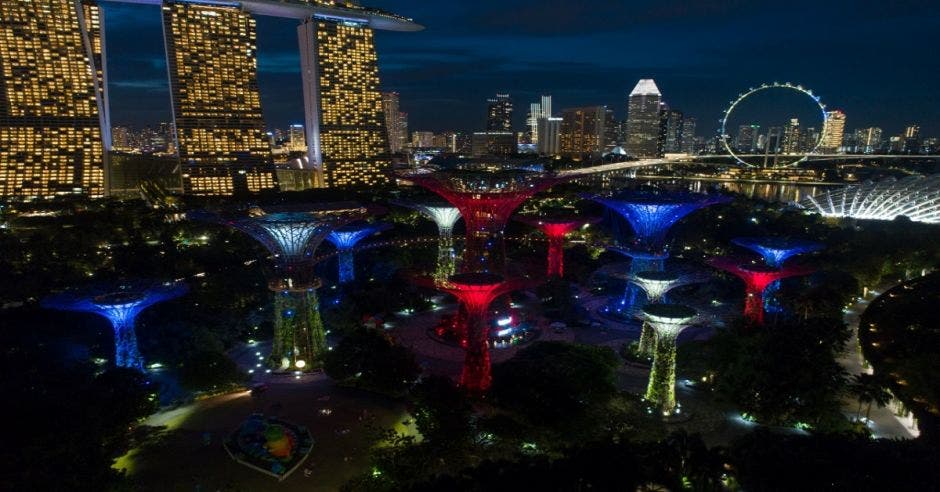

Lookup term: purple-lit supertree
[326,222,392,284]
[42,281,188,370]
[403,169,566,273]
[394,200,462,282]
[193,206,362,370]
[731,237,823,312]
[592,190,730,317]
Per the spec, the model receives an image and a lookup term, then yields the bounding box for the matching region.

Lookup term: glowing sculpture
[515,214,599,277]
[732,237,823,312]
[394,200,462,281]
[799,175,940,224]
[403,169,565,272]
[630,271,683,356]
[194,206,361,369]
[594,191,729,316]
[42,281,188,370]
[643,304,697,416]
[709,257,814,325]
[417,272,528,391]
[326,222,391,284]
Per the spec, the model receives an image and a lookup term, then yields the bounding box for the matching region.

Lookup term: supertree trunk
[111,319,144,371]
[645,330,679,415]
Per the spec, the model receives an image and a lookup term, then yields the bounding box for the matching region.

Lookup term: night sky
[102,0,940,136]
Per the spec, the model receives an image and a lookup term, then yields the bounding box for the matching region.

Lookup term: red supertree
[709,257,815,325]
[515,214,600,277]
[403,169,566,273]
[415,273,531,391]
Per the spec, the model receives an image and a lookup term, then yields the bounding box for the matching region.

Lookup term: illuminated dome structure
[326,222,392,284]
[515,214,599,277]
[642,303,696,416]
[394,200,462,281]
[403,169,566,273]
[709,257,814,325]
[42,280,188,370]
[732,237,823,313]
[593,190,730,316]
[192,205,364,370]
[799,175,940,224]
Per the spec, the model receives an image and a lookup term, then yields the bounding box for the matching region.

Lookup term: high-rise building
[411,131,434,148]
[470,132,514,157]
[526,103,541,145]
[736,125,759,153]
[903,124,921,154]
[661,109,684,153]
[162,1,276,196]
[855,127,882,153]
[604,108,620,148]
[782,118,801,154]
[540,95,553,120]
[486,94,512,132]
[819,109,846,153]
[560,106,607,158]
[680,117,696,154]
[537,117,562,156]
[289,124,306,152]
[1,0,107,199]
[626,79,663,158]
[299,18,390,188]
[398,112,409,152]
[382,91,403,153]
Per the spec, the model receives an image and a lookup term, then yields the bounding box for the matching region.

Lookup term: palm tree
[849,373,893,423]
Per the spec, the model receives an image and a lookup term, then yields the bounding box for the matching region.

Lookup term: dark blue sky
[103,0,940,137]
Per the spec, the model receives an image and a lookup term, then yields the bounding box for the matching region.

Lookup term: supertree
[393,200,462,281]
[709,257,815,325]
[415,273,530,391]
[732,237,823,312]
[642,303,696,416]
[403,169,566,273]
[42,281,188,370]
[593,190,730,316]
[515,214,600,277]
[326,222,392,284]
[630,271,683,356]
[193,206,361,370]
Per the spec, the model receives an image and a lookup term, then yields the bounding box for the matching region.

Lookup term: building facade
[381,91,403,153]
[486,94,512,132]
[819,109,846,153]
[0,0,107,199]
[661,109,684,153]
[537,117,562,155]
[162,1,276,196]
[560,106,607,158]
[626,79,663,158]
[471,132,514,157]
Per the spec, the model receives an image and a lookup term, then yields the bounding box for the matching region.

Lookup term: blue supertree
[593,191,730,318]
[192,207,361,370]
[732,237,823,313]
[326,222,392,284]
[42,281,188,370]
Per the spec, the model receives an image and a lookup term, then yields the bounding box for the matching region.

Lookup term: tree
[323,328,420,396]
[178,350,246,392]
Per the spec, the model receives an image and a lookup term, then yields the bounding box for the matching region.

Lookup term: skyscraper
[680,117,696,153]
[855,127,882,154]
[486,94,513,132]
[782,118,801,154]
[1,0,107,199]
[299,18,390,188]
[560,106,607,158]
[525,95,552,145]
[162,1,276,196]
[626,79,663,158]
[819,109,846,153]
[289,124,306,152]
[661,109,684,153]
[382,91,403,153]
[537,117,562,156]
[903,124,921,154]
[736,125,759,153]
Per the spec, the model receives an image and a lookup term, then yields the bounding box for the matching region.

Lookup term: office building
[162,1,276,196]
[661,109,684,153]
[855,127,882,153]
[680,117,696,153]
[626,79,663,157]
[537,117,562,155]
[781,118,801,154]
[471,132,514,157]
[382,91,404,153]
[560,106,607,158]
[736,125,759,153]
[0,0,107,199]
[412,131,434,148]
[486,94,512,132]
[288,124,306,152]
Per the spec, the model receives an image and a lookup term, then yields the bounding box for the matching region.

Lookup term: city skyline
[100,0,940,134]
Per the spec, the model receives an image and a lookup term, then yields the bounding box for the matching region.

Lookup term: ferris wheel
[719,82,829,167]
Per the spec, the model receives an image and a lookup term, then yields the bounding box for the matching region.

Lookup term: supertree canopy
[799,175,940,224]
[515,214,599,277]
[326,222,392,284]
[592,190,730,250]
[192,205,364,370]
[394,200,463,282]
[403,169,566,273]
[42,281,188,370]
[642,303,696,416]
[709,257,815,325]
[731,237,823,268]
[631,271,683,357]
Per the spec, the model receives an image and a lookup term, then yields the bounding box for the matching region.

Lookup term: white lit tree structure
[643,303,697,416]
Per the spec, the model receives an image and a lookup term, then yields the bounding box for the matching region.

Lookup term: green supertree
[643,304,697,416]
